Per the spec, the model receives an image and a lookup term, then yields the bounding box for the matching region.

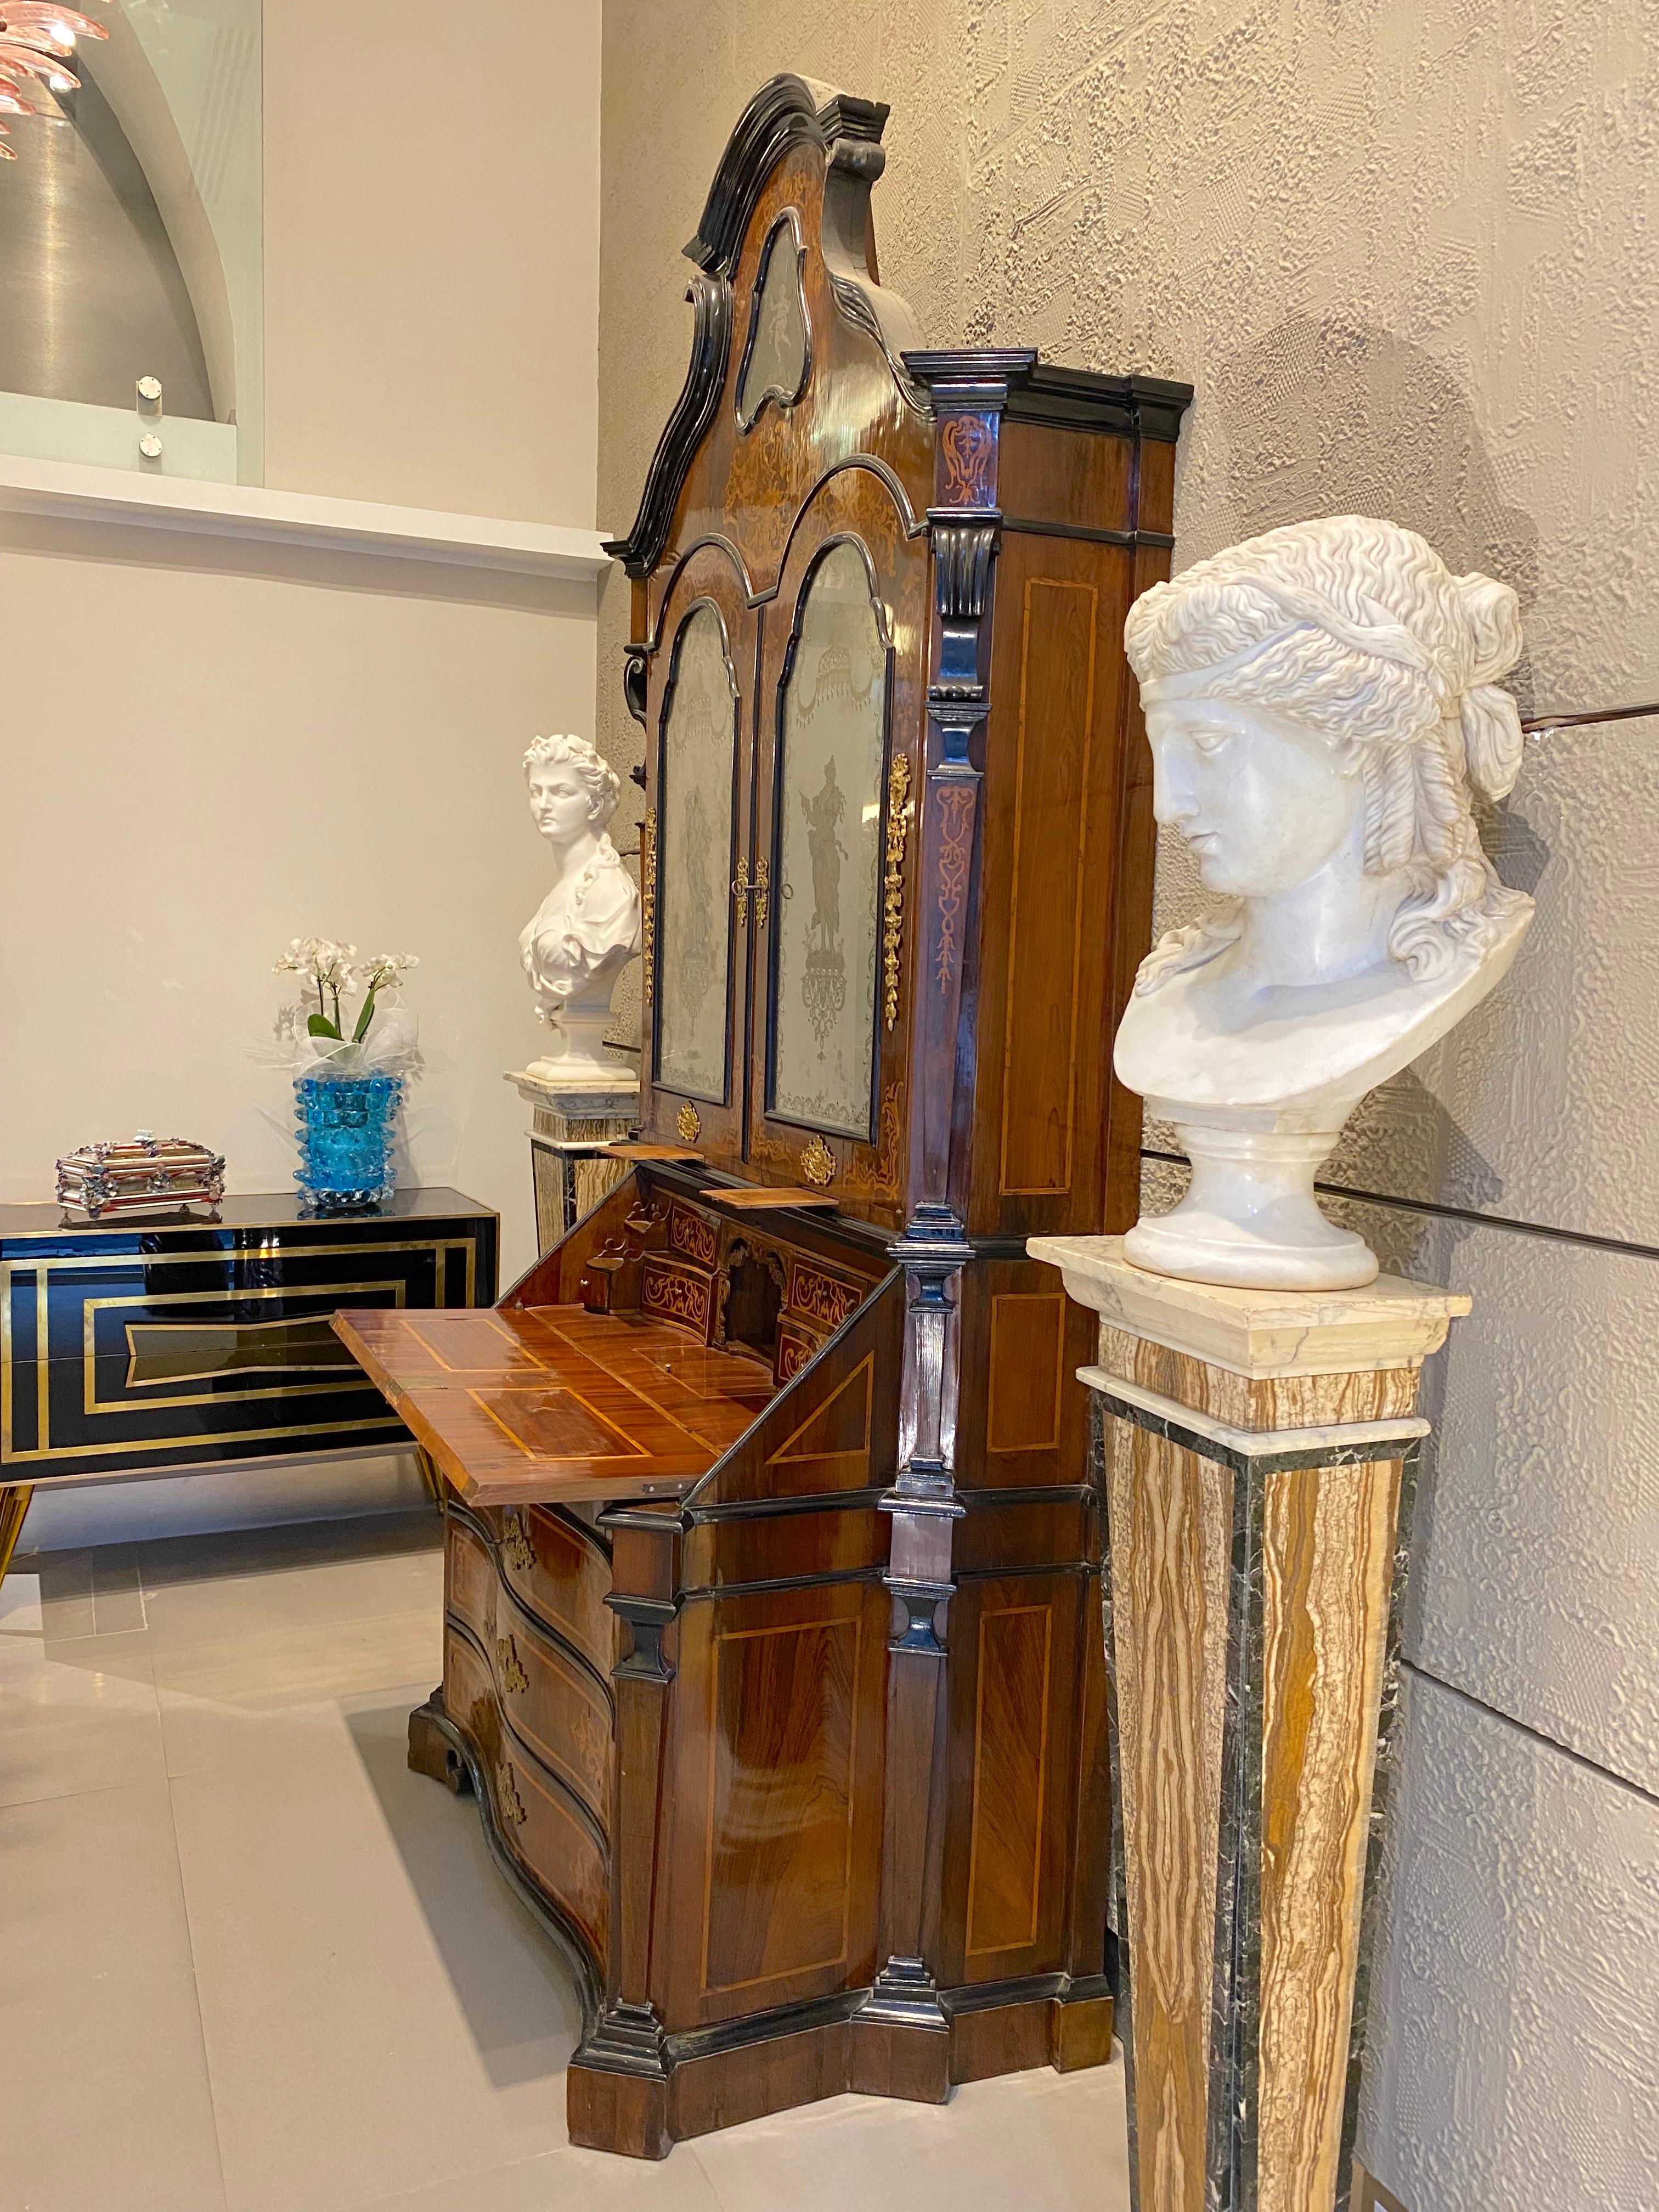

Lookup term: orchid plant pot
[272,939,419,1214]
[292,1066,403,1210]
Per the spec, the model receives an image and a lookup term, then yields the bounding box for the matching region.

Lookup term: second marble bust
[520,733,641,1082]
[1114,515,1533,1289]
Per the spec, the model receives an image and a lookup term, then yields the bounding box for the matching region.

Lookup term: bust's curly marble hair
[1126,516,1528,985]
[522,732,622,829]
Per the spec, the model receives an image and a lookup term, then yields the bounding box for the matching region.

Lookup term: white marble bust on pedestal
[1113,515,1533,1290]
[519,733,641,1085]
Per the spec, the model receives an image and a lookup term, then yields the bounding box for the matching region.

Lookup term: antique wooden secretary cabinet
[338,74,1190,2159]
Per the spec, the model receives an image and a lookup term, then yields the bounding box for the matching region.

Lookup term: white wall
[264,0,601,526]
[0,520,592,1287]
[0,2,604,1308]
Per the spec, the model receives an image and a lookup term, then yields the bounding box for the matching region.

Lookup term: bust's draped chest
[521,843,641,983]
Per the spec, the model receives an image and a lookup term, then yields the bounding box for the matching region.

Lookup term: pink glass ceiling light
[0,5,110,159]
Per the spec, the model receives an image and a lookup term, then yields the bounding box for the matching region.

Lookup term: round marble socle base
[1127,1119,1379,1291]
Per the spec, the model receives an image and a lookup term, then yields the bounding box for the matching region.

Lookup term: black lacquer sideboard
[0,1189,496,1506]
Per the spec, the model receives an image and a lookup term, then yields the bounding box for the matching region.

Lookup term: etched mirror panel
[657,603,738,1102]
[736,212,808,431]
[771,540,887,1139]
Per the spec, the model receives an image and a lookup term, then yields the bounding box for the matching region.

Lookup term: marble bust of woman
[1114,516,1533,1289]
[519,733,641,1082]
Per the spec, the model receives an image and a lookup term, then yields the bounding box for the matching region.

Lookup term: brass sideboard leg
[0,1485,33,1586]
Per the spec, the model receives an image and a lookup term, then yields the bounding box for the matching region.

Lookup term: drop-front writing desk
[336,1156,1114,2160]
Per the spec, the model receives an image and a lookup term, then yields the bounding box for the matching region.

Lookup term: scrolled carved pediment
[605,72,927,583]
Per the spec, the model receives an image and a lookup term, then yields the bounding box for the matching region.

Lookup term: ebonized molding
[606,74,918,580]
[684,74,887,278]
[603,270,733,577]
[905,352,1193,442]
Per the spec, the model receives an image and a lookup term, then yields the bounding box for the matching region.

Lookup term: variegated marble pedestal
[506,1068,638,1255]
[1029,1236,1468,2212]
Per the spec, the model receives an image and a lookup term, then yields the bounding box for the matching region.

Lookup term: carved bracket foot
[569,2003,672,2160]
[407,1691,472,1796]
[849,1961,951,2103]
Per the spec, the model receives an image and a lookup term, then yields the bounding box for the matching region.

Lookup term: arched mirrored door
[769,539,889,1140]
[644,554,758,1161]
[657,602,739,1102]
[748,473,925,1204]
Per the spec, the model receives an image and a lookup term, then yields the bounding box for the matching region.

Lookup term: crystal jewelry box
[55,1133,227,1220]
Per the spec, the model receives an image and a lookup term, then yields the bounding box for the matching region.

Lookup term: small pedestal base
[506,1068,639,1254]
[1029,1235,1468,2212]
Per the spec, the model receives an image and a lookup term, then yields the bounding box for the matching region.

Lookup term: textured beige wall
[599,3,1657,1081]
[597,9,1659,2202]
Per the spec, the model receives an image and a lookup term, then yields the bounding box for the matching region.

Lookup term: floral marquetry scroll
[771,540,888,1141]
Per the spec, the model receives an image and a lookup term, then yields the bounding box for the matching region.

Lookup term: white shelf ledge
[0,452,611,581]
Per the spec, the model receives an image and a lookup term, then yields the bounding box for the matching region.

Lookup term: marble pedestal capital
[1030,1233,1468,2212]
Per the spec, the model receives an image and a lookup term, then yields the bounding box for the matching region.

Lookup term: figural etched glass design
[657,602,738,1102]
[771,540,887,1140]
[293,1071,401,1209]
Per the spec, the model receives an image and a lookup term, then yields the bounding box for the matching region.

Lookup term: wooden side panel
[955,1257,1093,1492]
[685,1269,901,1507]
[968,528,1136,1240]
[655,1577,888,2030]
[939,1572,1084,1988]
[998,577,1098,1199]
[1256,1459,1402,2212]
[679,1503,885,1593]
[998,419,1133,534]
[1107,1415,1233,2212]
[706,1614,861,1990]
[985,1291,1066,1456]
[964,1602,1054,1956]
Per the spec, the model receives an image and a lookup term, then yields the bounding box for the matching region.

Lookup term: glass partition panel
[770,540,887,1139]
[656,603,738,1103]
[0,0,262,482]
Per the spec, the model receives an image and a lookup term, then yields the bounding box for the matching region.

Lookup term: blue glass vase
[293,1070,402,1209]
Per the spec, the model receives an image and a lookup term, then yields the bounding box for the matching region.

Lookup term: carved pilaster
[855,1239,968,2075]
[569,1518,681,2152]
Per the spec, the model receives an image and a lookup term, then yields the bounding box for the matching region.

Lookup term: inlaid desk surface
[335,1306,780,1506]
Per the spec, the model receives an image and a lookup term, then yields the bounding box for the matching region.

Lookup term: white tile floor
[0,1511,1130,2212]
